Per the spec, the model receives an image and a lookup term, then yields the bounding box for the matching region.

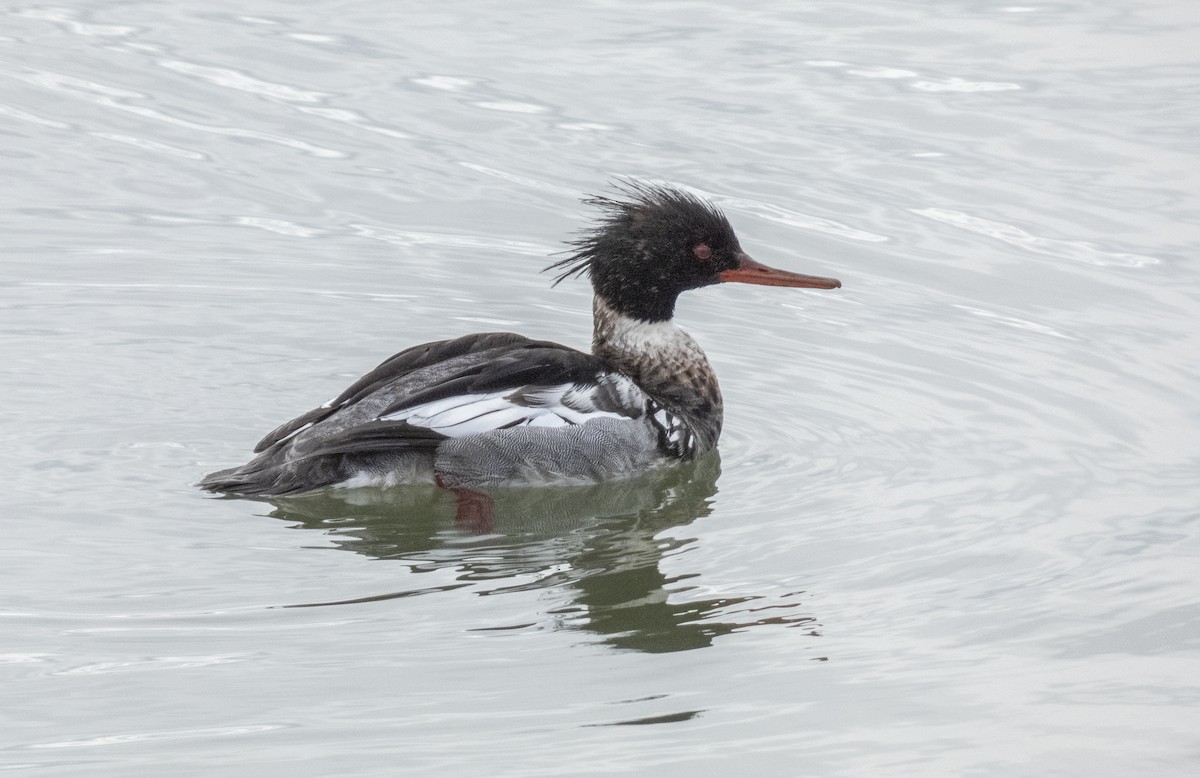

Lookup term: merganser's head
[548,181,840,322]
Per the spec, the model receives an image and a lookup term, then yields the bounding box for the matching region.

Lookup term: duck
[200,182,841,503]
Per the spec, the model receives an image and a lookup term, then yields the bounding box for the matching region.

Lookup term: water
[3,0,1199,774]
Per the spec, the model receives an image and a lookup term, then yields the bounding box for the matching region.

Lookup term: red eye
[693,244,712,261]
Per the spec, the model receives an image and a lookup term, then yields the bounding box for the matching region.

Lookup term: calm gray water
[3,1,1198,774]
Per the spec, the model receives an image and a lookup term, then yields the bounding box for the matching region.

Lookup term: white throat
[591,296,708,366]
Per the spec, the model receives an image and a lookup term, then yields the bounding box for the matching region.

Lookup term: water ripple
[913,207,1161,267]
[158,59,329,102]
[16,7,140,38]
[14,69,347,158]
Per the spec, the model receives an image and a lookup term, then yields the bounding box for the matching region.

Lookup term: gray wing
[203,333,661,495]
[255,332,536,452]
[259,333,649,461]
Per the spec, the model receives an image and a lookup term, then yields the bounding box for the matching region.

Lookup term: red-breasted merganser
[200,183,841,498]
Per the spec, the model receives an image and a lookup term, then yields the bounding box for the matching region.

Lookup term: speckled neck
[591,296,723,451]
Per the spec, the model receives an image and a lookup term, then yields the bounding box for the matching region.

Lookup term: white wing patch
[379,378,640,437]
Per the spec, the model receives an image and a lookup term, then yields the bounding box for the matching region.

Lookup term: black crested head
[546,181,745,322]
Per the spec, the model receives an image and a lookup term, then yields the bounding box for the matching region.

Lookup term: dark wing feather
[377,346,608,419]
[254,332,556,452]
[295,420,447,459]
[253,405,330,453]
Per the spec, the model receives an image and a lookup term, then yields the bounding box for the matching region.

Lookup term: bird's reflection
[261,452,817,653]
